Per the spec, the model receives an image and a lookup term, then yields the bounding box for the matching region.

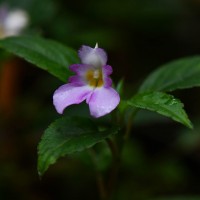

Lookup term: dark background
[1,0,200,199]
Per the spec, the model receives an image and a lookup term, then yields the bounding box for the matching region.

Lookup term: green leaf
[0,36,79,82]
[128,92,193,129]
[38,116,119,176]
[139,56,200,92]
[116,78,124,95]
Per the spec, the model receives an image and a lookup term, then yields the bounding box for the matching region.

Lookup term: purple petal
[88,87,120,118]
[68,75,85,86]
[53,83,93,114]
[103,65,113,76]
[103,77,112,88]
[102,65,113,87]
[78,45,107,67]
[69,64,92,75]
[0,5,8,22]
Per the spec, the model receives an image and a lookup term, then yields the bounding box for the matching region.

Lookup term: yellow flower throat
[86,69,103,87]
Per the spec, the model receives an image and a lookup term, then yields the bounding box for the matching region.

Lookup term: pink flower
[53,44,120,118]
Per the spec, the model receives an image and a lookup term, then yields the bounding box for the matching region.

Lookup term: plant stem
[88,149,108,200]
[91,108,137,199]
[96,171,107,200]
[106,138,118,159]
[106,138,120,199]
[124,108,138,140]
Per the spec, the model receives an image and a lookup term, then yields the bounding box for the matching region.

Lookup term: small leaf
[38,116,119,176]
[139,56,200,92]
[128,92,193,129]
[116,78,124,95]
[0,36,79,82]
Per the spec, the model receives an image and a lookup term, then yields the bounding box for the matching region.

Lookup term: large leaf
[128,92,193,129]
[139,56,200,92]
[38,116,119,176]
[0,36,79,82]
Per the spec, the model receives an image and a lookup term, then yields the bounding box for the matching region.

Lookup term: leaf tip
[187,122,194,130]
[38,172,42,179]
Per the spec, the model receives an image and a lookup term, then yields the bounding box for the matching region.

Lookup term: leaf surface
[128,92,193,128]
[38,116,119,175]
[139,56,200,92]
[0,36,79,81]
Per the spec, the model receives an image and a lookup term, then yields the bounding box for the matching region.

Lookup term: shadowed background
[1,0,200,199]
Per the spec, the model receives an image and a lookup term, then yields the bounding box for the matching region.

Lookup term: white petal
[78,45,107,67]
[4,10,28,35]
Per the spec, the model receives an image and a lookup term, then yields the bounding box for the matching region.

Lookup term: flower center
[86,69,103,87]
